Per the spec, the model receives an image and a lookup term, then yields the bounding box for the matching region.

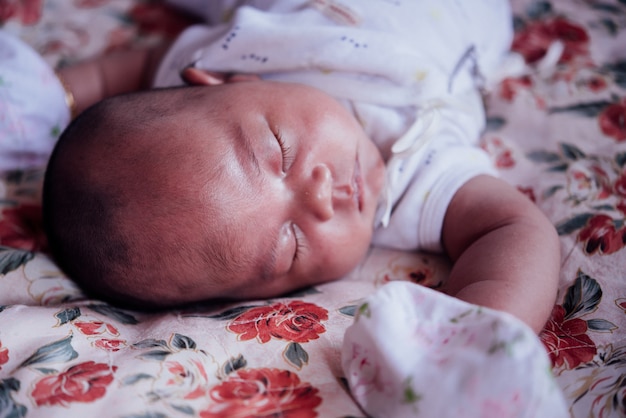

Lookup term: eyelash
[275,131,294,171]
[292,224,305,262]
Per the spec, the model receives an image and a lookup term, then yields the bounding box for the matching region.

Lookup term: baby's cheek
[321,230,371,278]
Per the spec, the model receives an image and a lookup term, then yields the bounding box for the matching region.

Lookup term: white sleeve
[0,31,70,170]
[372,145,496,253]
[372,91,497,252]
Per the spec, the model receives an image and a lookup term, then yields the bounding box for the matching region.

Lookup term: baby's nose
[304,164,334,221]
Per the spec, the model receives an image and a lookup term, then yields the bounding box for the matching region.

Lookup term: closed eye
[291,223,305,263]
[275,130,294,172]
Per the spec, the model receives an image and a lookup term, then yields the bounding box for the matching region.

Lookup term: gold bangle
[55,71,77,119]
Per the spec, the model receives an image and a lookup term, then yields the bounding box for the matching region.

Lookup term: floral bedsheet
[1,0,625,416]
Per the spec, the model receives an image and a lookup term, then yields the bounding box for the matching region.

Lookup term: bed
[0,0,625,416]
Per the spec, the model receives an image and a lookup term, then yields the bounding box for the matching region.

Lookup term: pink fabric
[0,0,625,416]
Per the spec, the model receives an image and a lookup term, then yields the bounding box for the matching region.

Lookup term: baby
[42,0,560,332]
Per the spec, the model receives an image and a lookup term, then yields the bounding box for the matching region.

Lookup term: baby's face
[170,81,385,300]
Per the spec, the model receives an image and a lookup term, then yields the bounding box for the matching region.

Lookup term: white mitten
[342,281,568,418]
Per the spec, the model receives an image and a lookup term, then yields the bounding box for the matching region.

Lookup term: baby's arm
[57,44,170,116]
[441,175,560,333]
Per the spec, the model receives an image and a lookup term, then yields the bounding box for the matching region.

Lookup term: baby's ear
[180,67,260,86]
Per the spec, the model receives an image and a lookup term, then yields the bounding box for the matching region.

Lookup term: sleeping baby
[0,1,570,414]
[40,0,560,335]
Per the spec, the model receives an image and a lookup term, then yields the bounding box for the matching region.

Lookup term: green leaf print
[87,303,139,325]
[485,116,506,131]
[560,143,587,160]
[526,1,552,20]
[55,307,81,325]
[33,367,58,375]
[171,333,196,350]
[223,354,247,375]
[555,213,594,235]
[338,304,357,317]
[527,150,562,163]
[19,335,78,368]
[170,404,195,415]
[133,339,168,349]
[136,350,171,362]
[602,60,626,88]
[0,378,27,418]
[587,318,618,332]
[356,302,371,320]
[549,101,612,117]
[542,184,564,199]
[121,413,168,418]
[0,247,34,275]
[132,339,171,361]
[284,342,309,369]
[122,373,153,386]
[546,162,570,172]
[562,271,602,319]
[402,377,422,405]
[198,305,262,320]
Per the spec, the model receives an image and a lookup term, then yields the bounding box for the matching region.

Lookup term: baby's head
[43,76,385,308]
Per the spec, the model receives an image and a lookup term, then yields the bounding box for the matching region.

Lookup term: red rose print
[499,76,533,102]
[566,158,616,202]
[481,137,516,169]
[200,368,322,418]
[598,99,626,142]
[0,0,42,25]
[496,149,515,168]
[31,361,117,406]
[578,214,626,255]
[512,17,589,65]
[406,267,434,284]
[153,350,213,400]
[0,204,47,251]
[541,305,596,369]
[94,338,126,352]
[0,341,8,369]
[228,301,328,344]
[74,320,119,336]
[585,75,607,93]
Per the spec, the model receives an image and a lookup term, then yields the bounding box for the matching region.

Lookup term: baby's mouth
[353,156,363,212]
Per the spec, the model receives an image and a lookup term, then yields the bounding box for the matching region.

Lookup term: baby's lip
[353,155,363,212]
